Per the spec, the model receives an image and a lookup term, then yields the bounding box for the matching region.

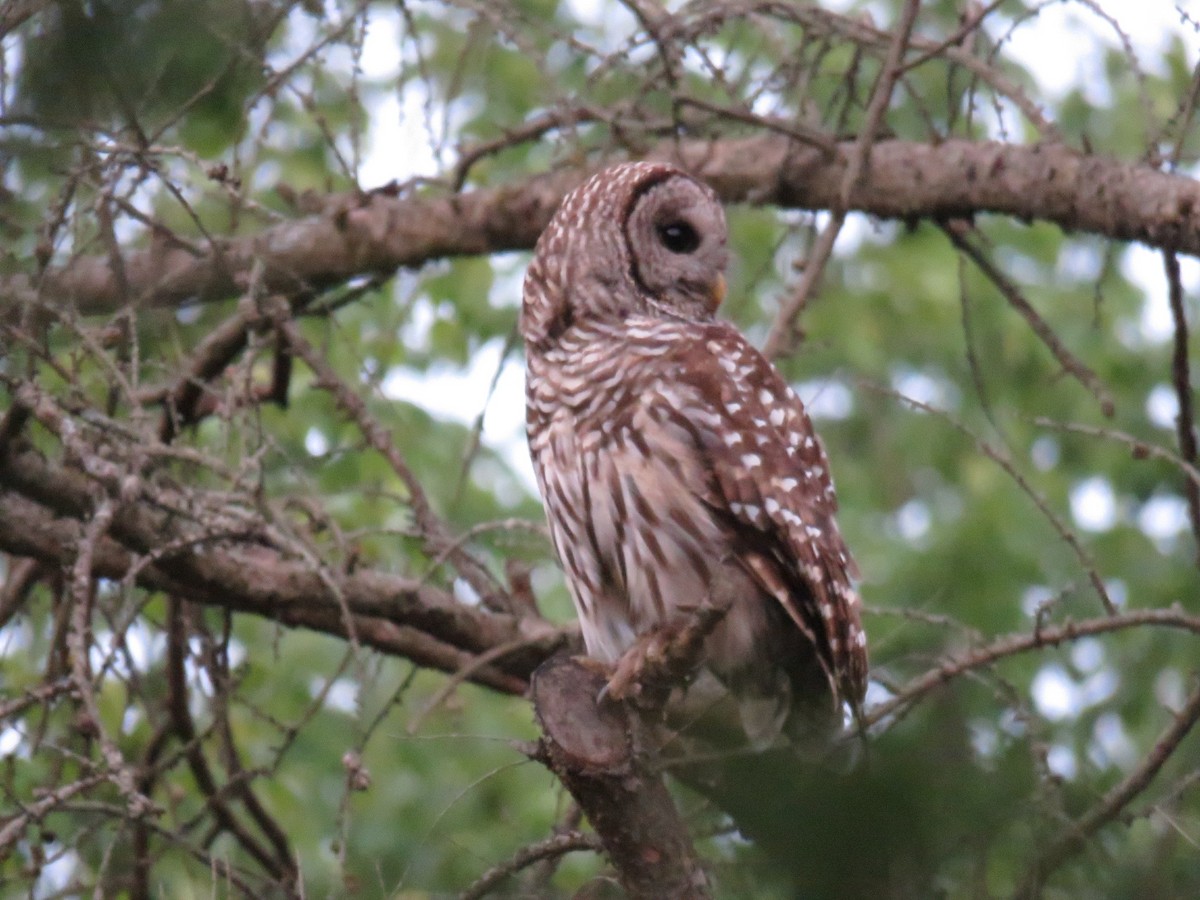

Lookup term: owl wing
[666,322,868,709]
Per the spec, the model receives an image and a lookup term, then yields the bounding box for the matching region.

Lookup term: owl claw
[604,627,678,707]
[595,606,734,710]
[567,655,620,704]
[602,656,642,704]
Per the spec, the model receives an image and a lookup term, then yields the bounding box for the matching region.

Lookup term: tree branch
[863,608,1200,729]
[6,137,1200,319]
[530,655,711,899]
[1015,678,1200,898]
[0,449,551,692]
[459,830,601,900]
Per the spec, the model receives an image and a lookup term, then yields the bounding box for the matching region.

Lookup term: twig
[1015,678,1200,898]
[1163,250,1200,564]
[162,597,290,880]
[943,223,1115,417]
[68,486,156,820]
[276,314,509,611]
[0,677,75,721]
[0,482,532,694]
[406,627,570,735]
[864,381,1116,614]
[524,803,585,891]
[862,607,1200,729]
[0,557,46,630]
[154,282,282,442]
[459,830,601,900]
[1031,417,1200,490]
[897,0,1007,73]
[762,0,921,359]
[0,774,110,851]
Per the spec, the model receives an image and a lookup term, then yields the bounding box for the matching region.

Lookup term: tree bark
[531,655,711,899]
[5,136,1198,319]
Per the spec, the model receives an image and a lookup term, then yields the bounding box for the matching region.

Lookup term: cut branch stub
[530,655,711,900]
[533,655,631,772]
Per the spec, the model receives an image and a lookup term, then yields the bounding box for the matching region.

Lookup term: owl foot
[598,603,731,709]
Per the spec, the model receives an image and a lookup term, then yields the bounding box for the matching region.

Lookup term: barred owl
[522,162,867,741]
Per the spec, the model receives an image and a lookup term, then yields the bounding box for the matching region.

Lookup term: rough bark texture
[5,137,1198,320]
[0,445,555,693]
[531,656,711,900]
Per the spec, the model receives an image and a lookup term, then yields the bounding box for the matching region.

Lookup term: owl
[522,162,867,742]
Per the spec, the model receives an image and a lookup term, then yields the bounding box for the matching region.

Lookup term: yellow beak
[708,273,727,311]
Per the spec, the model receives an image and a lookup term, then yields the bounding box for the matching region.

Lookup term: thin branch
[1015,678,1200,898]
[0,774,110,851]
[862,607,1200,729]
[944,223,1115,417]
[0,677,75,721]
[275,312,510,612]
[406,628,571,735]
[864,382,1116,614]
[0,484,535,693]
[1163,250,1200,563]
[66,487,154,817]
[0,557,46,629]
[458,830,601,900]
[762,0,921,359]
[1031,417,1200,491]
[160,598,290,880]
[897,0,1007,73]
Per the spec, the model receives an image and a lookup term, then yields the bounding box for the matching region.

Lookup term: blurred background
[1,1,1199,896]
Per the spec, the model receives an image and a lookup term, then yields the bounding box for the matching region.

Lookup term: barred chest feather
[527,316,861,713]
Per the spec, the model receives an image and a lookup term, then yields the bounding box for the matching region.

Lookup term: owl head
[522,162,729,348]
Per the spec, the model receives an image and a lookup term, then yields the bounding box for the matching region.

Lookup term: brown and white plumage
[522,162,866,739]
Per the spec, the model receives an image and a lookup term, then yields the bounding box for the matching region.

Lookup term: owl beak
[707,273,727,311]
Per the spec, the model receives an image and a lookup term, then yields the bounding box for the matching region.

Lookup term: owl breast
[528,319,781,685]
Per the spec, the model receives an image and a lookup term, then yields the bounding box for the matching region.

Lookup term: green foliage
[2,0,1199,897]
[16,0,269,150]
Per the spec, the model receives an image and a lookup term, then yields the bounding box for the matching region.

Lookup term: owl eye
[657,220,700,254]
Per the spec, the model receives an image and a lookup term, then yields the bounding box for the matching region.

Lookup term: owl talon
[566,655,622,704]
[604,628,677,708]
[594,681,616,706]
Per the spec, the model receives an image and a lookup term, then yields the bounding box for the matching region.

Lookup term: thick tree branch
[6,136,1200,318]
[0,448,553,693]
[530,655,711,899]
